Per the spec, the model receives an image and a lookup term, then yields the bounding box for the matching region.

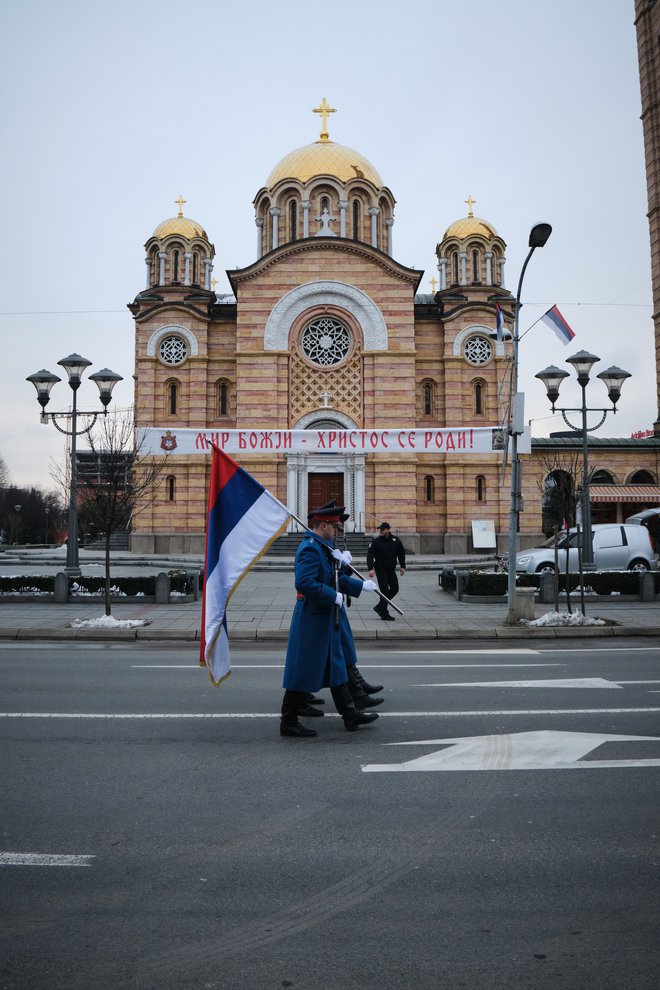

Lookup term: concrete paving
[1,547,659,641]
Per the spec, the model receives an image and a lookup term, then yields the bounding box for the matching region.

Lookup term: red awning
[590,485,660,503]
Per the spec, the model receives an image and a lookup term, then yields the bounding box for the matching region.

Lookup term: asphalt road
[1,638,659,990]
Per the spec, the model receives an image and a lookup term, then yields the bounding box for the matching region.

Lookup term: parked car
[515,524,657,574]
[625,506,660,554]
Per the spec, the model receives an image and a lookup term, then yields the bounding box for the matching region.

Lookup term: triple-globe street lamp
[535,351,630,569]
[27,354,122,576]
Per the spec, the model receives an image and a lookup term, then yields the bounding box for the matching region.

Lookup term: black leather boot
[306,693,325,706]
[330,683,379,732]
[280,690,317,738]
[352,665,383,695]
[347,665,384,709]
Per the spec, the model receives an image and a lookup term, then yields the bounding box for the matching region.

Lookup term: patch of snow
[520,611,606,628]
[70,615,150,629]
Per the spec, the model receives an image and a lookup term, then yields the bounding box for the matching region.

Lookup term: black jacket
[367,534,406,571]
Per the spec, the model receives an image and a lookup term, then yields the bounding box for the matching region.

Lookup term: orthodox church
[129,100,660,555]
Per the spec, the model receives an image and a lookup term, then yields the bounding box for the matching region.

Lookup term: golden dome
[443,215,498,240]
[266,139,383,188]
[152,215,208,240]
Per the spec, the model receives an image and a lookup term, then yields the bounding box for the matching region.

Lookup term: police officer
[367,521,406,621]
[280,502,381,738]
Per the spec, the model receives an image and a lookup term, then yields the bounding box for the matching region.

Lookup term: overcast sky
[1,0,653,491]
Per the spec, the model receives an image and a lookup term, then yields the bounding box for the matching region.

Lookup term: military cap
[308,499,349,523]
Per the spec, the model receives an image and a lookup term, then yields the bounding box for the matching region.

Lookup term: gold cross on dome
[430,276,438,293]
[464,194,476,218]
[313,98,336,142]
[175,195,187,217]
[211,277,218,291]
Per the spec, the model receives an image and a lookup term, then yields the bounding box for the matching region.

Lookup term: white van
[515,524,656,574]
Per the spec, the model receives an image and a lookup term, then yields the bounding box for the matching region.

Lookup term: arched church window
[321,196,329,213]
[289,201,297,242]
[159,335,188,366]
[301,316,351,367]
[472,249,479,283]
[166,475,176,501]
[167,381,179,415]
[352,200,360,240]
[422,380,435,416]
[172,250,180,283]
[476,475,486,502]
[424,476,435,503]
[452,251,459,285]
[474,380,484,415]
[150,248,159,286]
[217,380,230,417]
[192,253,199,286]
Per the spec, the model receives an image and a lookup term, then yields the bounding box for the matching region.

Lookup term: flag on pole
[200,445,290,686]
[495,302,504,342]
[540,305,575,345]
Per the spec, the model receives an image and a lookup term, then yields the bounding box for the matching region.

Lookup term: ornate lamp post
[535,352,630,569]
[27,355,122,576]
[505,222,552,625]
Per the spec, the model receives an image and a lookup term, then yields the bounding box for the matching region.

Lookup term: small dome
[266,139,383,188]
[443,215,498,240]
[152,215,208,240]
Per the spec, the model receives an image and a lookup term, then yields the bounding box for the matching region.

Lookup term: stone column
[270,207,281,251]
[354,456,366,531]
[204,259,212,291]
[158,251,166,286]
[339,200,348,238]
[255,218,264,259]
[460,251,467,286]
[369,207,380,248]
[385,217,394,255]
[499,258,506,288]
[439,257,447,290]
[485,251,493,286]
[302,200,310,238]
[145,258,152,289]
[184,252,192,286]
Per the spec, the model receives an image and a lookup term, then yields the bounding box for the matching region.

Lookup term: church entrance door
[308,472,344,510]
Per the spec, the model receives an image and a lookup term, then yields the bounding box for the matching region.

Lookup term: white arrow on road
[362,730,660,772]
[414,678,621,689]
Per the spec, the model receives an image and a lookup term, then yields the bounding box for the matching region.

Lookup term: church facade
[129,102,660,555]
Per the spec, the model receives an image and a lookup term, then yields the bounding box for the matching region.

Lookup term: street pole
[579,379,595,569]
[66,381,80,575]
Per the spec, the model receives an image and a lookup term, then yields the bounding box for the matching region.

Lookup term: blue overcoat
[283,532,363,692]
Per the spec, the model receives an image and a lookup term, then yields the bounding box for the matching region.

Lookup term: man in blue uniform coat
[280,502,380,738]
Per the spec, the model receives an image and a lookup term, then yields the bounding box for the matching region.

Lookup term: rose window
[464,335,493,366]
[301,317,351,367]
[158,335,188,365]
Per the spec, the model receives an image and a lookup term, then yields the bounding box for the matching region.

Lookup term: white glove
[331,548,343,561]
[362,579,378,593]
[331,548,353,565]
[334,592,344,607]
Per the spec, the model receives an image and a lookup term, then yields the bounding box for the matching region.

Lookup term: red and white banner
[140,426,531,456]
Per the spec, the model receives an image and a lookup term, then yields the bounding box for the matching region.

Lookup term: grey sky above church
[0,0,652,488]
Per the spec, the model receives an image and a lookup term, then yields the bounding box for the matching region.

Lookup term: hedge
[0,569,201,597]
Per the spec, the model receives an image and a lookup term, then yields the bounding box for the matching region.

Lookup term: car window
[596,527,624,549]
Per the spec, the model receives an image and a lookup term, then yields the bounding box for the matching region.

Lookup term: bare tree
[0,453,9,490]
[52,410,168,615]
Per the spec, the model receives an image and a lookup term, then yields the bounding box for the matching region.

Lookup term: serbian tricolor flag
[495,302,504,342]
[540,305,575,345]
[200,445,290,686]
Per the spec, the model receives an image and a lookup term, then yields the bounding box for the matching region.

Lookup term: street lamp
[505,222,553,625]
[27,355,122,576]
[535,352,630,568]
[13,505,22,545]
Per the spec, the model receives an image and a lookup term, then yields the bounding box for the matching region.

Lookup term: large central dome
[266,139,383,188]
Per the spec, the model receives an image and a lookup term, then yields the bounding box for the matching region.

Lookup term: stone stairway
[265,532,375,557]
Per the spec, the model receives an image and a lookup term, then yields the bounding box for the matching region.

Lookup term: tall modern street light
[505,222,552,625]
[535,352,630,569]
[27,355,122,576]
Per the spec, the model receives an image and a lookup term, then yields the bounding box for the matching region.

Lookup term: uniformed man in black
[367,521,406,621]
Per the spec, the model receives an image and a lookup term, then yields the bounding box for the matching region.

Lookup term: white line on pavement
[0,852,95,867]
[414,678,621,689]
[1,708,660,719]
[131,662,563,669]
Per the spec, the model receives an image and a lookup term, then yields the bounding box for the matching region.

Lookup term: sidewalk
[1,558,659,642]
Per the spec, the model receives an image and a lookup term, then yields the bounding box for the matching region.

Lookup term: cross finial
[464,194,476,218]
[211,277,218,292]
[175,195,186,217]
[429,276,438,293]
[313,98,336,142]
[319,389,334,408]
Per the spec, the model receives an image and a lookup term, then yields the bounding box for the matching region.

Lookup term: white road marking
[131,662,563,670]
[415,677,621,689]
[362,730,660,773]
[393,649,540,655]
[1,708,660,719]
[0,852,95,867]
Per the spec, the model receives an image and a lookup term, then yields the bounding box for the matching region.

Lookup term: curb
[2,625,659,643]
